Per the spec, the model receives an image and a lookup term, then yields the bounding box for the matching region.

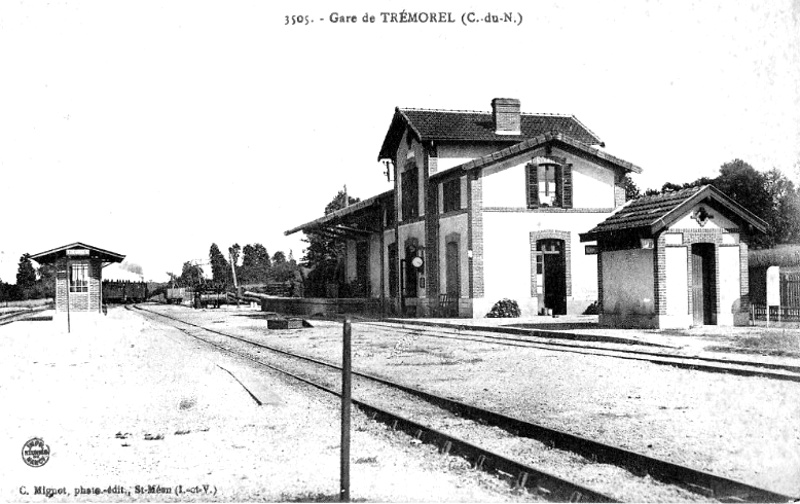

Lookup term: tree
[301,189,360,296]
[642,159,800,247]
[714,160,773,247]
[179,261,205,287]
[16,254,36,288]
[620,174,640,200]
[272,250,286,264]
[166,271,181,287]
[16,255,37,298]
[240,243,271,284]
[35,263,56,298]
[0,279,17,302]
[209,243,230,285]
[764,168,800,244]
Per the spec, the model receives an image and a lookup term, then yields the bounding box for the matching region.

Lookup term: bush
[486,298,521,318]
[583,300,599,315]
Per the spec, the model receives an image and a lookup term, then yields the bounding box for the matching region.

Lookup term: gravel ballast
[143,305,800,497]
[0,308,537,502]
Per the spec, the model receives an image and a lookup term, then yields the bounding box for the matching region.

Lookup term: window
[70,263,89,292]
[538,164,557,206]
[401,164,419,220]
[388,243,398,297]
[442,178,461,213]
[526,161,573,209]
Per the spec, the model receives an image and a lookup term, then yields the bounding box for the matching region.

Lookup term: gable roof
[29,241,125,264]
[579,185,768,242]
[431,130,642,180]
[378,107,604,160]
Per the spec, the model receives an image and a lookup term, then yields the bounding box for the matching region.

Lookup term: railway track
[130,305,795,503]
[357,320,800,382]
[0,309,48,327]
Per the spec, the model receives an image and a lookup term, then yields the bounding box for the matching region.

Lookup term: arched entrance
[537,238,567,315]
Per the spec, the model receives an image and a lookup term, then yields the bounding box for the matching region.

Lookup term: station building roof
[29,242,125,264]
[378,107,604,160]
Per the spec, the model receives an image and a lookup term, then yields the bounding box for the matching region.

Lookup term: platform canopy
[284,189,393,240]
[29,241,125,264]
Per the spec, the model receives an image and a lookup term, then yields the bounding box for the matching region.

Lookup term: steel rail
[0,309,47,327]
[358,320,800,380]
[132,305,796,503]
[129,305,614,502]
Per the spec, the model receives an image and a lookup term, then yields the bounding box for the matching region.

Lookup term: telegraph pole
[340,319,352,501]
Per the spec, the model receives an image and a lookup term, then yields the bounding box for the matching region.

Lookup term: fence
[783,272,800,308]
[751,304,800,323]
[749,271,800,322]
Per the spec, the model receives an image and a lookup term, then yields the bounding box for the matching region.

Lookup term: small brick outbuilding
[29,242,125,315]
[580,186,767,328]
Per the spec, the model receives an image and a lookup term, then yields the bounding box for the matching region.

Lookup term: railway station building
[579,185,766,328]
[286,98,645,318]
[29,242,125,317]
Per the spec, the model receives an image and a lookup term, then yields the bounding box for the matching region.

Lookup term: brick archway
[529,230,572,298]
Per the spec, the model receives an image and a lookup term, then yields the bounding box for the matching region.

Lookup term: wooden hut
[29,242,125,316]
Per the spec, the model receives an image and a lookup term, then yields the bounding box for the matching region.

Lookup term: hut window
[70,263,89,292]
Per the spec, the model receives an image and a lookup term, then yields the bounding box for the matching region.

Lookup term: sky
[1,0,798,283]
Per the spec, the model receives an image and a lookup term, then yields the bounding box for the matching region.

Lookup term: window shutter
[562,163,573,208]
[555,165,563,207]
[526,163,539,208]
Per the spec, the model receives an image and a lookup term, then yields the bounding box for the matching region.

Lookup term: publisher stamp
[21,438,50,468]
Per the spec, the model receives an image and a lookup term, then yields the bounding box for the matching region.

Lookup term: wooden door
[538,239,567,315]
[691,244,715,325]
[445,241,460,297]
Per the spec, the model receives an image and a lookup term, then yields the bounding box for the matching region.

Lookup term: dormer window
[526,157,573,209]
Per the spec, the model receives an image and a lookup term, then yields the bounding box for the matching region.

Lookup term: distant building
[287,98,642,318]
[29,242,125,316]
[580,186,767,328]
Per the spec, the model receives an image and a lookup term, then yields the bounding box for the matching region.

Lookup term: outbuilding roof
[378,107,604,160]
[29,242,125,264]
[580,185,768,241]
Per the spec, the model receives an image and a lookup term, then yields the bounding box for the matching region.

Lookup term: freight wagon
[102,280,149,304]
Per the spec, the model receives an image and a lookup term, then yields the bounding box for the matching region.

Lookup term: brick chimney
[491,98,521,135]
